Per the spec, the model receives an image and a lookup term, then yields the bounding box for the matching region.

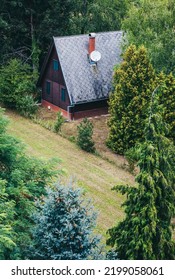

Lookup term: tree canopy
[122,0,175,74]
[0,0,129,68]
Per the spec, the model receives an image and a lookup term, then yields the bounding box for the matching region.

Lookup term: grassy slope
[6,110,134,238]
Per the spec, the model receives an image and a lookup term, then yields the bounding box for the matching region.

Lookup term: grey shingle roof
[54,31,123,104]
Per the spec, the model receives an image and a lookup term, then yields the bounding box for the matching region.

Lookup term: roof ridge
[53,30,123,40]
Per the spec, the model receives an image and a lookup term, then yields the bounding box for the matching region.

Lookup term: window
[46,81,51,95]
[53,59,59,71]
[61,88,66,102]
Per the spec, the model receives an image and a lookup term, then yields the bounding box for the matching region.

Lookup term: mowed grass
[6,110,135,238]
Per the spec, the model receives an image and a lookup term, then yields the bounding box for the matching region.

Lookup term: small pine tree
[28,183,103,260]
[107,95,175,260]
[53,111,64,133]
[77,118,95,153]
[107,45,156,154]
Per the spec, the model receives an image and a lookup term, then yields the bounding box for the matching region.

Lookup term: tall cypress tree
[107,94,175,259]
[107,45,156,154]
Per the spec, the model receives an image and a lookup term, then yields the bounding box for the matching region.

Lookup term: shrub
[16,95,38,118]
[0,59,37,117]
[53,111,64,133]
[77,118,95,153]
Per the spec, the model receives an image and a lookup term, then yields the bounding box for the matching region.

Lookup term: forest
[0,0,175,260]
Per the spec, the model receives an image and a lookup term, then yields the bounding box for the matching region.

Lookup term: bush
[16,95,38,118]
[0,59,38,117]
[53,111,64,133]
[28,183,104,260]
[77,118,95,153]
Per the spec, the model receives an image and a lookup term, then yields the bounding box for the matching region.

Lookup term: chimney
[88,33,96,54]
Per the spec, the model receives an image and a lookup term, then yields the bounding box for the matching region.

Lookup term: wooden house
[38,31,123,120]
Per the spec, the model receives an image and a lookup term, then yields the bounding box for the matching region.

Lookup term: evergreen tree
[77,118,95,153]
[107,45,156,154]
[28,183,103,260]
[0,59,38,117]
[158,73,175,144]
[107,95,175,260]
[0,179,15,259]
[0,108,59,259]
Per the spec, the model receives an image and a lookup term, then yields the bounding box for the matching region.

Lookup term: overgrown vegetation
[77,118,95,153]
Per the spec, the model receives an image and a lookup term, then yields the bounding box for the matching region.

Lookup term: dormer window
[53,59,59,71]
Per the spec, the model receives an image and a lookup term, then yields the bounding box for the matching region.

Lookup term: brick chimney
[88,33,96,54]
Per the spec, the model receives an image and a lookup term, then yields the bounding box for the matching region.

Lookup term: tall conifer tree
[107,45,156,154]
[107,93,175,259]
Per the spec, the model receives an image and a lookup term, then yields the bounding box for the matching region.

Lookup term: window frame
[53,59,59,71]
[61,88,66,102]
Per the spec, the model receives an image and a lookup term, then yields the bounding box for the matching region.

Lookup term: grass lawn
[6,110,135,240]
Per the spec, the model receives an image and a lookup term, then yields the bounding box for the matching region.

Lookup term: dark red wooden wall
[41,45,70,111]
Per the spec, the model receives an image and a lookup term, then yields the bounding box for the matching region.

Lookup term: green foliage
[107,98,175,260]
[53,112,65,133]
[69,0,129,34]
[107,45,156,154]
[0,108,60,259]
[0,179,16,259]
[0,0,129,66]
[122,0,175,74]
[0,59,37,117]
[158,73,175,144]
[16,95,38,118]
[77,118,95,153]
[28,183,104,260]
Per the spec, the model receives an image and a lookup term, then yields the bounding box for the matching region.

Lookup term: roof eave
[71,97,109,106]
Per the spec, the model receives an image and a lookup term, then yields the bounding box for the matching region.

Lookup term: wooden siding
[41,45,70,111]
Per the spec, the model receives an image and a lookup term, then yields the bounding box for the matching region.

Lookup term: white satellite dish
[90,50,101,62]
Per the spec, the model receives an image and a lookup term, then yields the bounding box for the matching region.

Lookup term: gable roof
[40,31,123,105]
